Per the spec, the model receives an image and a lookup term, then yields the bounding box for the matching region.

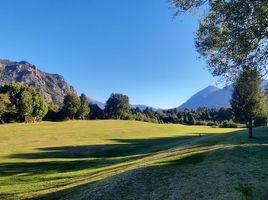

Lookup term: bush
[254,115,268,127]
[219,120,238,128]
[207,121,218,127]
[195,120,208,126]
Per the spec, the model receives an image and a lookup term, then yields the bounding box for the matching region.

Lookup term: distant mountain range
[1,59,267,111]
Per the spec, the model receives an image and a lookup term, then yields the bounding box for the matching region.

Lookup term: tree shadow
[35,144,268,200]
[2,134,204,177]
[0,157,138,177]
[7,136,199,160]
[2,129,253,199]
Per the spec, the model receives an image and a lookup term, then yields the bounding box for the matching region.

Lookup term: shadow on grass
[36,144,268,200]
[1,135,206,177]
[7,136,200,159]
[2,129,255,199]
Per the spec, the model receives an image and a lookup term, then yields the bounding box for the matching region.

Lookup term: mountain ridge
[0,59,75,105]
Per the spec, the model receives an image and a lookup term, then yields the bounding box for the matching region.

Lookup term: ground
[0,120,267,200]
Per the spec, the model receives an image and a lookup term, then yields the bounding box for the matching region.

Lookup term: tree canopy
[76,94,90,120]
[171,0,268,80]
[231,69,266,138]
[62,93,81,120]
[104,93,130,119]
[0,83,48,123]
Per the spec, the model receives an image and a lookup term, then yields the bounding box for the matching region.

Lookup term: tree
[144,107,155,118]
[17,90,33,122]
[62,93,81,120]
[32,93,48,122]
[44,103,60,121]
[104,93,130,119]
[0,94,11,123]
[217,108,234,122]
[231,69,266,138]
[77,94,90,120]
[89,104,104,120]
[171,0,268,80]
[0,83,48,123]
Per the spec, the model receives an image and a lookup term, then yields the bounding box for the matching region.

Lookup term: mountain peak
[204,85,220,91]
[179,85,231,110]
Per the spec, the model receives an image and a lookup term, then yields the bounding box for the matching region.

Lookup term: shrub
[219,120,238,128]
[207,121,218,127]
[254,115,268,127]
[195,120,208,126]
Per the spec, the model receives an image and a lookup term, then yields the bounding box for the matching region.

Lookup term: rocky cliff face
[0,59,75,105]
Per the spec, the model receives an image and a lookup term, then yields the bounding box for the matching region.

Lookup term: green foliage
[254,115,268,127]
[17,90,33,122]
[231,69,266,137]
[76,94,90,120]
[207,121,218,127]
[127,106,238,127]
[0,93,11,123]
[188,114,196,125]
[219,120,238,128]
[104,93,130,119]
[236,183,253,199]
[89,104,104,120]
[32,93,49,122]
[195,120,208,126]
[62,93,81,120]
[171,0,268,80]
[43,103,60,121]
[0,83,48,123]
[170,0,268,134]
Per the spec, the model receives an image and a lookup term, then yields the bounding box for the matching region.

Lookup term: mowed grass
[0,120,267,199]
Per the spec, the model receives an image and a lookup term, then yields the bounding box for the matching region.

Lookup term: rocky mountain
[179,81,268,110]
[0,59,75,105]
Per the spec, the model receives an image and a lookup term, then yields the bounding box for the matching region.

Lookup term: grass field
[0,120,268,199]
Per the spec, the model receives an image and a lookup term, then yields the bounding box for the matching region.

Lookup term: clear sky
[0,0,218,109]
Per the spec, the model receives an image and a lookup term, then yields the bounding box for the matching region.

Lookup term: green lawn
[1,120,267,199]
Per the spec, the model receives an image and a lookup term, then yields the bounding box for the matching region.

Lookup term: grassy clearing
[1,120,266,199]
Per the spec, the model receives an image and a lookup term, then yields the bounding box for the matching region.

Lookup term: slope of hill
[0,59,75,105]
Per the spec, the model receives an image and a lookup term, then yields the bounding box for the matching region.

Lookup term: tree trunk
[248,118,253,138]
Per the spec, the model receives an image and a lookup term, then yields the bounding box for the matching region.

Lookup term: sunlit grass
[0,120,255,199]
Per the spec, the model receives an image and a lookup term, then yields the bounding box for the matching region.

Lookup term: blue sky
[0,0,218,109]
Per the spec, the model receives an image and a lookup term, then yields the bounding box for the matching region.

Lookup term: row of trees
[54,91,267,129]
[1,82,267,137]
[52,93,130,121]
